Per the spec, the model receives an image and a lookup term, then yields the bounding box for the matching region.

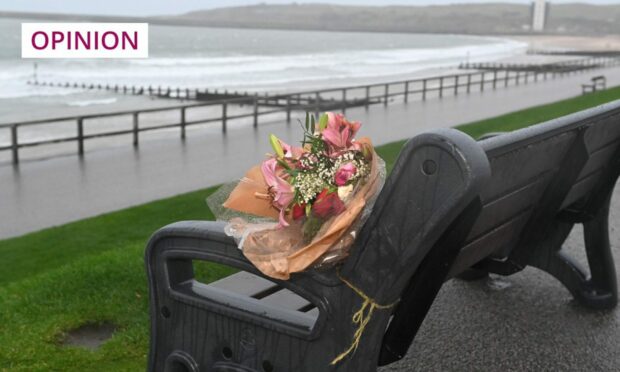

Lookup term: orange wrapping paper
[222,138,382,280]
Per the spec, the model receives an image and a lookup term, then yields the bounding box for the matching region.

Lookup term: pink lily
[321,112,361,154]
[261,157,294,227]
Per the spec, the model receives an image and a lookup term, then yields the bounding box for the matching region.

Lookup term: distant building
[531,0,548,32]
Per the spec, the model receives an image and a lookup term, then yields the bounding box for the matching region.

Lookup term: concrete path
[2,67,620,239]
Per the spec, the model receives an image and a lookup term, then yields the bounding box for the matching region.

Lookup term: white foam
[66,98,118,107]
[0,36,526,99]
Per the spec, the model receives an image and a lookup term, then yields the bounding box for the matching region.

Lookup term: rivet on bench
[222,346,233,360]
[422,159,438,175]
[160,306,171,318]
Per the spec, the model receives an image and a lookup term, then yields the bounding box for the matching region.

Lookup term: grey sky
[1,0,618,17]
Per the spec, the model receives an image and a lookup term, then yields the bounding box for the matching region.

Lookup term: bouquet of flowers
[208,112,385,279]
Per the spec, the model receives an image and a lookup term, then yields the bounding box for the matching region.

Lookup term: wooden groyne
[26,80,247,101]
[527,50,620,57]
[459,56,619,73]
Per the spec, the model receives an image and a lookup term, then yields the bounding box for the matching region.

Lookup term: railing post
[422,79,427,100]
[253,94,259,128]
[404,81,409,102]
[180,107,186,139]
[315,92,320,117]
[77,118,84,156]
[480,72,485,92]
[222,103,227,133]
[384,84,389,107]
[466,74,471,94]
[342,88,347,114]
[365,86,370,108]
[505,70,509,87]
[132,112,139,147]
[493,70,498,89]
[439,76,444,98]
[11,125,18,165]
[286,95,291,122]
[454,75,459,96]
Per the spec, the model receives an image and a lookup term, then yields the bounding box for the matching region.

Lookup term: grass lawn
[1,86,620,371]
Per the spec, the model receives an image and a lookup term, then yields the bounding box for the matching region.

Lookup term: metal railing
[3,56,619,165]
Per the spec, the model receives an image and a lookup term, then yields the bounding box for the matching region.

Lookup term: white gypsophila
[293,171,328,203]
[293,151,370,203]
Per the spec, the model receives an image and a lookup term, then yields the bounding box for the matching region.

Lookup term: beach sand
[508,34,620,51]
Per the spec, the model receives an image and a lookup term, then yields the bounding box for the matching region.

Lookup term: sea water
[0,17,526,149]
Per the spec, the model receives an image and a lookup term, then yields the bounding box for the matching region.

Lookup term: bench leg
[582,197,617,309]
[530,199,617,310]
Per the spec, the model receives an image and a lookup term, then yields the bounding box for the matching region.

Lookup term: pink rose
[334,162,357,186]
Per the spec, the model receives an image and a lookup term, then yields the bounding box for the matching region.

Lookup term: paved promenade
[2,68,620,239]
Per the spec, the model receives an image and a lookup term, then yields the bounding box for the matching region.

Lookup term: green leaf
[310,114,316,133]
[305,112,310,132]
[276,158,291,170]
[318,113,328,131]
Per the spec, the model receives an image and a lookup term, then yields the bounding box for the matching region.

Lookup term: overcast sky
[1,0,618,17]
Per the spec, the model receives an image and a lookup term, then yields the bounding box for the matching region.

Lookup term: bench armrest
[145,220,333,340]
[146,220,246,271]
[145,220,337,288]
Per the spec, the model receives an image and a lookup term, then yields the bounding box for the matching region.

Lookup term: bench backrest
[340,100,620,365]
[450,100,620,275]
[344,100,620,302]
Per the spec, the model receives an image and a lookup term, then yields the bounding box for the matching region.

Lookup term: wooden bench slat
[468,174,548,239]
[482,132,576,200]
[451,208,532,276]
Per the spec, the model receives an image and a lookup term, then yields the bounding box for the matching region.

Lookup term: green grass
[1,86,620,371]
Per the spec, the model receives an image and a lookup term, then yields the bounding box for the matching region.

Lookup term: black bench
[145,101,620,372]
[582,75,607,94]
